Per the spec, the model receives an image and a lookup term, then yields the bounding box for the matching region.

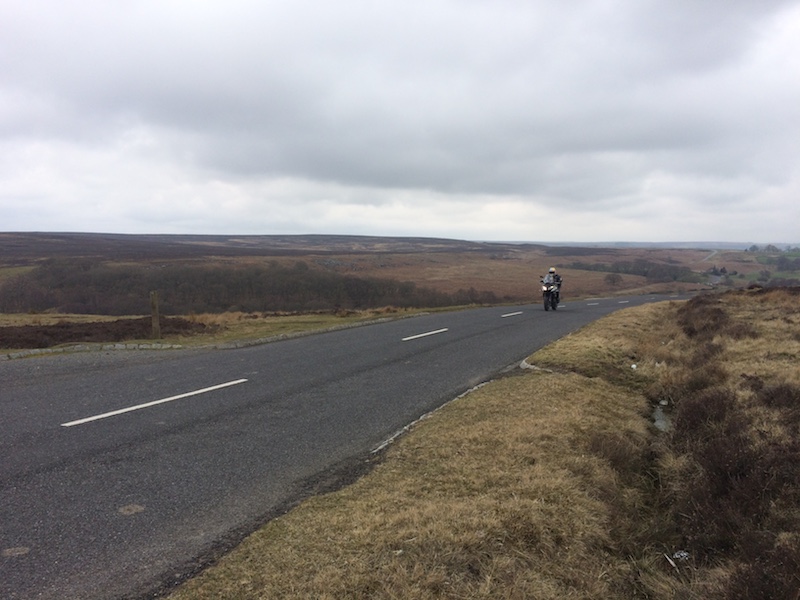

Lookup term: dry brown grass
[177,308,417,347]
[0,308,425,350]
[0,313,139,327]
[297,247,716,300]
[161,287,800,600]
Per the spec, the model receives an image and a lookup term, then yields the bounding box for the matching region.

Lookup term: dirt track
[0,317,211,349]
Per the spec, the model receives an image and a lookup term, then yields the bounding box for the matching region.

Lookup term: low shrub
[757,382,800,410]
[725,536,800,600]
[671,388,737,449]
[677,296,730,340]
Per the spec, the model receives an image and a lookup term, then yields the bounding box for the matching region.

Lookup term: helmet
[549,267,556,273]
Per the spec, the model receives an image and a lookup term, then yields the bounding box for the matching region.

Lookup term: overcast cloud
[2,0,799,243]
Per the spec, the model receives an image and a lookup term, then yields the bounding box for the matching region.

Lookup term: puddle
[653,403,671,432]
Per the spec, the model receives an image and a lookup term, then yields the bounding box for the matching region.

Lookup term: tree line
[563,259,702,283]
[763,254,800,272]
[0,259,502,315]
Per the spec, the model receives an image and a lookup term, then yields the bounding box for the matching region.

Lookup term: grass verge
[0,307,430,352]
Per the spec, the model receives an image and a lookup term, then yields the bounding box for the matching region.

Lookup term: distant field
[0,232,789,320]
[313,247,714,298]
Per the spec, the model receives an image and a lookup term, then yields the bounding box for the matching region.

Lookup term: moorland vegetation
[2,235,798,320]
[0,258,496,315]
[3,234,799,353]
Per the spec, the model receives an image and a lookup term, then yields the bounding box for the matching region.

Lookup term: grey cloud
[1,0,798,240]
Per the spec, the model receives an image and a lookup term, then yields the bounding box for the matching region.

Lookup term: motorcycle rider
[541,267,563,303]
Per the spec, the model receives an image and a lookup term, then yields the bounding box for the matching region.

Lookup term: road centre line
[587,302,600,306]
[402,328,449,342]
[501,311,523,318]
[618,300,630,304]
[61,379,249,427]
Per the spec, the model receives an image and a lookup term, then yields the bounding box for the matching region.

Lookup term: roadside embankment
[167,288,800,599]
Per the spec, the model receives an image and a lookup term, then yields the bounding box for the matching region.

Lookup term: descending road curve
[0,294,682,599]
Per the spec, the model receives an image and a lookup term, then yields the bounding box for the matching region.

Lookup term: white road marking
[61,379,248,427]
[618,300,630,304]
[118,504,145,516]
[587,302,600,306]
[402,328,449,342]
[501,311,523,318]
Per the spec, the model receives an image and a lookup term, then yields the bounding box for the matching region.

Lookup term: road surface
[0,294,680,599]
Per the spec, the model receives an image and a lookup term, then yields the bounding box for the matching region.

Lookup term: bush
[671,388,737,451]
[0,260,496,315]
[757,383,800,436]
[677,297,729,340]
[676,294,763,342]
[757,382,800,410]
[725,538,800,600]
[668,384,800,568]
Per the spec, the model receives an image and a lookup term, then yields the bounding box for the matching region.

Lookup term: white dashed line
[587,302,600,306]
[501,311,523,318]
[618,300,630,304]
[402,328,449,342]
[61,379,249,427]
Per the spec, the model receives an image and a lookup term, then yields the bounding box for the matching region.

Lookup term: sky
[2,0,799,244]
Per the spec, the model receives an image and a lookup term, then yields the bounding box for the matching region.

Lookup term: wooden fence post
[150,291,161,340]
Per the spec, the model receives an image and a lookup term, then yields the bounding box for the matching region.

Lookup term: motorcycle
[540,278,560,311]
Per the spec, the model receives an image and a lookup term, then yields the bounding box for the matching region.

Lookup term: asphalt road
[0,294,680,599]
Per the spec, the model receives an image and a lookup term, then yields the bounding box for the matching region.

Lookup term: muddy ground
[0,317,213,349]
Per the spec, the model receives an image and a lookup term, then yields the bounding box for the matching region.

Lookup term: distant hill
[0,232,545,264]
[4,232,796,316]
[527,241,771,250]
[2,232,786,265]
